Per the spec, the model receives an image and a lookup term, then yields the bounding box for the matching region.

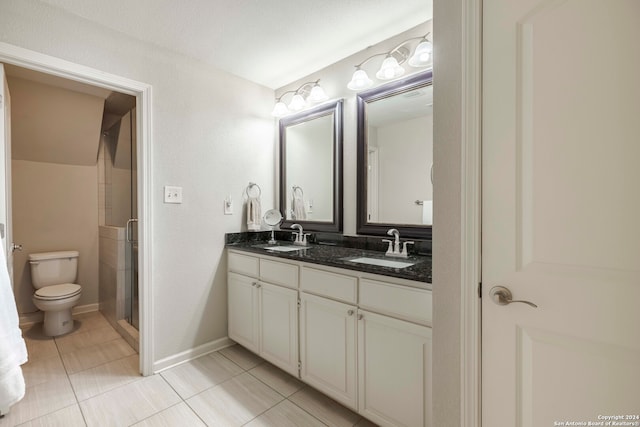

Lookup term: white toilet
[29,251,82,337]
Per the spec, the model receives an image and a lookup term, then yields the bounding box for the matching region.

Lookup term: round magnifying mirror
[264,209,283,226]
[264,209,283,244]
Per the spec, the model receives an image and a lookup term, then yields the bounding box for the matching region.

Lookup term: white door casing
[0,42,153,376]
[482,0,640,425]
[0,64,12,284]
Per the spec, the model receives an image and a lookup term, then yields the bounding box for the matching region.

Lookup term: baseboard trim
[19,311,43,327]
[73,303,99,315]
[19,303,99,327]
[153,337,235,374]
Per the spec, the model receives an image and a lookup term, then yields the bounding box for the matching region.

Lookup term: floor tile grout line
[57,332,138,376]
[244,367,304,400]
[124,401,190,427]
[57,334,133,357]
[216,348,362,426]
[217,348,265,372]
[182,395,217,427]
[285,392,339,427]
[71,355,142,404]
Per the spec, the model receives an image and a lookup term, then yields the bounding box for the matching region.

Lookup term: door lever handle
[490,286,537,308]
[11,243,23,252]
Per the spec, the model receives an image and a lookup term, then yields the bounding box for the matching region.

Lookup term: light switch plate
[224,198,233,215]
[164,186,183,204]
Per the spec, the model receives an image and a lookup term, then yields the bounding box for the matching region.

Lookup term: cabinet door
[228,272,259,353]
[300,292,357,410]
[259,281,299,376]
[358,310,432,427]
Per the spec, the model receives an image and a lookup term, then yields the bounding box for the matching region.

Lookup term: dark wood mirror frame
[356,70,433,240]
[279,99,343,233]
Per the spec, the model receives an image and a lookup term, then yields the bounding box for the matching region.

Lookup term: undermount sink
[263,245,309,252]
[348,257,415,269]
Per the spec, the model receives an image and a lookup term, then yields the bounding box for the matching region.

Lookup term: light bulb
[347,69,373,90]
[308,85,328,103]
[376,56,405,80]
[408,41,433,67]
[271,101,289,117]
[288,94,306,111]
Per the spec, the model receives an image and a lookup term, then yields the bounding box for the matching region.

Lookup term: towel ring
[292,185,304,198]
[246,182,261,198]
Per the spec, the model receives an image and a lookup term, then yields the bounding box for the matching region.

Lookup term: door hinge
[478,282,482,298]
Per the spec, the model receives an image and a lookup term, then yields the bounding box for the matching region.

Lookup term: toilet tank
[28,251,79,289]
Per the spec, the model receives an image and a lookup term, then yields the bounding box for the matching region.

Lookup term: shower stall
[98,103,139,349]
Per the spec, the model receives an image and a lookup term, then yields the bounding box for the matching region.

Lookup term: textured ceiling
[35,0,432,89]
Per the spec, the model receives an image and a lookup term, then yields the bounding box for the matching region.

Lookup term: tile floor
[2,311,377,427]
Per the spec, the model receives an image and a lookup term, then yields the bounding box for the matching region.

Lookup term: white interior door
[0,63,13,285]
[482,1,640,425]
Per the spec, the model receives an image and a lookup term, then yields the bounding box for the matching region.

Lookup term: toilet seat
[34,283,81,301]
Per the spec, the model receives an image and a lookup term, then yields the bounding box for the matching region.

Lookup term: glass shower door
[125,217,138,329]
[105,106,138,332]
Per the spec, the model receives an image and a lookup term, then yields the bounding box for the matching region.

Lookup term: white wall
[275,21,432,236]
[12,159,99,314]
[0,0,275,364]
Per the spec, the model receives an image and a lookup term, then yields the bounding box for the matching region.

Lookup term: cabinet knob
[358,314,364,320]
[347,309,354,316]
[252,282,258,287]
[256,283,262,288]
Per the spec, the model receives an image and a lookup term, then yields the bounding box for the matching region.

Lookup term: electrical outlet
[224,197,233,215]
[164,186,183,204]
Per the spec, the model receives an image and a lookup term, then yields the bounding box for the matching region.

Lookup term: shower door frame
[0,42,154,376]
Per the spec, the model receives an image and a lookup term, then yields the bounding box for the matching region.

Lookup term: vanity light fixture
[347,32,432,90]
[408,37,433,67]
[271,79,329,117]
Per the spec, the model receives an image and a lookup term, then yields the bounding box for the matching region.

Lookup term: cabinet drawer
[301,267,357,303]
[228,252,259,278]
[260,258,299,289]
[359,278,432,325]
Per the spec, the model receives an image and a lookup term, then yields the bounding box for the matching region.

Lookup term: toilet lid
[34,283,81,300]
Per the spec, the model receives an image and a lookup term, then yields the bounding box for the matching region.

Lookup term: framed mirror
[279,99,343,232]
[356,70,433,239]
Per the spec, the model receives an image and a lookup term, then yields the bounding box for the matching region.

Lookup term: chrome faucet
[290,223,310,246]
[387,228,400,252]
[382,228,414,258]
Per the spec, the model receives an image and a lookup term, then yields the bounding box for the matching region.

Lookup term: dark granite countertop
[226,240,432,285]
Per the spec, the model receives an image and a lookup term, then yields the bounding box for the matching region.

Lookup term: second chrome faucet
[291,223,310,246]
[382,228,414,258]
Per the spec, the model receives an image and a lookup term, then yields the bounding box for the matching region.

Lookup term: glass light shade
[347,69,373,90]
[307,85,328,103]
[288,94,306,111]
[376,56,405,80]
[408,41,433,67]
[271,101,289,117]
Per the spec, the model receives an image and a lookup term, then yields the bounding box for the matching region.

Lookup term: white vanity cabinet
[227,248,432,427]
[358,277,433,427]
[227,271,260,353]
[299,267,358,410]
[227,251,299,376]
[358,310,432,427]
